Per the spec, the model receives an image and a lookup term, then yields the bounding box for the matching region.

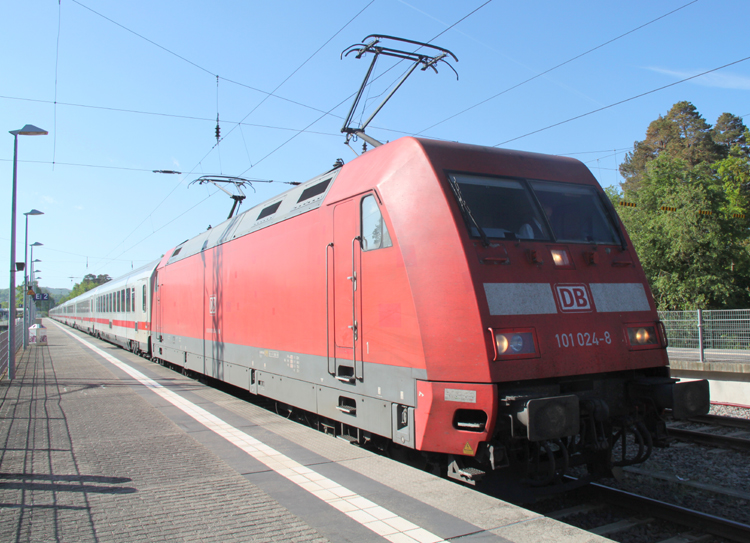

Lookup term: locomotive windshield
[448,173,621,245]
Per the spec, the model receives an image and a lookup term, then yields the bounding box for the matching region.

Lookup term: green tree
[620,101,726,192]
[712,113,749,154]
[57,274,111,304]
[613,103,750,310]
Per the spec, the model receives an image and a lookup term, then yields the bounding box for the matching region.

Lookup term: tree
[57,274,111,304]
[713,113,749,154]
[620,102,726,192]
[613,103,750,310]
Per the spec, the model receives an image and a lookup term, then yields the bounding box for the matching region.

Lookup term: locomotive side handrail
[326,242,334,376]
[351,236,363,380]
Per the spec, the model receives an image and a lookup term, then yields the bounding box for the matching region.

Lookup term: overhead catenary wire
[494,54,750,147]
[96,0,493,270]
[416,0,699,135]
[88,189,222,276]
[85,2,378,273]
[67,0,377,135]
[237,2,494,175]
[0,94,350,137]
[218,0,378,156]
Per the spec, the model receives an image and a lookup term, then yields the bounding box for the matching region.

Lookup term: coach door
[154,278,163,343]
[331,197,364,382]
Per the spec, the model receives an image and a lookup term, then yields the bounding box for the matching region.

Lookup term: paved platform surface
[1,321,607,543]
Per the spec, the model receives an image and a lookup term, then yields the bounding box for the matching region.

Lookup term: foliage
[612,103,750,310]
[619,102,746,192]
[57,274,111,304]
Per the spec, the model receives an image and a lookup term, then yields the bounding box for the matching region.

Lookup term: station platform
[668,351,750,408]
[0,321,607,543]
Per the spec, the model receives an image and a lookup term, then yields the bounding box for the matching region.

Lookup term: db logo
[555,284,592,312]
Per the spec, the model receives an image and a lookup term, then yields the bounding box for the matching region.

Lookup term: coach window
[361,195,392,251]
[142,285,146,311]
[126,289,131,312]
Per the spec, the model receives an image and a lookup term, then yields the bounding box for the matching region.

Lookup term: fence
[0,318,24,378]
[659,309,750,363]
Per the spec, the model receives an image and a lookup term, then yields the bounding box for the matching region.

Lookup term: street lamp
[7,124,47,381]
[22,210,43,349]
[29,243,42,326]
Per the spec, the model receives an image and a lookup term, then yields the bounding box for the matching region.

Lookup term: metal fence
[659,309,750,363]
[0,319,24,378]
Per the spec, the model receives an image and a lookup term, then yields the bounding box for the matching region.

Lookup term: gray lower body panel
[153,333,426,446]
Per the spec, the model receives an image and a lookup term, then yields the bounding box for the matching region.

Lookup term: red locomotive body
[52,137,709,486]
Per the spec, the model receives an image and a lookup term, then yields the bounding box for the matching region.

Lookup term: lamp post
[22,211,43,348]
[8,124,47,381]
[29,243,42,326]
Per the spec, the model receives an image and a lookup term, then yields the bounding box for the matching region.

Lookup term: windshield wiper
[448,177,490,247]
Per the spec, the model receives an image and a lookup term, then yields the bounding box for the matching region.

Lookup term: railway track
[667,413,750,451]
[538,481,750,542]
[591,483,750,542]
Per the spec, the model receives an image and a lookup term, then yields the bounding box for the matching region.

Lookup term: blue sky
[2,0,749,291]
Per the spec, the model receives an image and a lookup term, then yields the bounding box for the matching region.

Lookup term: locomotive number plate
[555,332,612,348]
[444,389,477,403]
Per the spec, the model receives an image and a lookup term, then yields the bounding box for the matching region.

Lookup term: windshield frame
[446,170,625,247]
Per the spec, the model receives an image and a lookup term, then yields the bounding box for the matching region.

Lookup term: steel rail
[687,413,750,431]
[667,427,750,451]
[591,483,750,542]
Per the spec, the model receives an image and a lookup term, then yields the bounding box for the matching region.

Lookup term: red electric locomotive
[52,136,709,488]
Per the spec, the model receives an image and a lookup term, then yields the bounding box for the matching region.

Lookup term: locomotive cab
[395,139,711,487]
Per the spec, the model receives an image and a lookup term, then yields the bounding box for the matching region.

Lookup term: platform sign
[34,293,49,301]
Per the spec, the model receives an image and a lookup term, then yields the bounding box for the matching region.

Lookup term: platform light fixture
[29,243,42,326]
[22,210,43,349]
[8,124,47,381]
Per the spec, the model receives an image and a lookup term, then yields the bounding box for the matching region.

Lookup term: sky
[2,0,749,292]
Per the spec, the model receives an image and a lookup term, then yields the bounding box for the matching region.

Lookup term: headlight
[490,328,538,360]
[550,248,571,267]
[496,334,509,354]
[626,324,660,349]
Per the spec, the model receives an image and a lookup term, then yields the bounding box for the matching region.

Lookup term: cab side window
[361,195,392,251]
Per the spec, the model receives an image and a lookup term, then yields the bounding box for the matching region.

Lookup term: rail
[0,318,24,378]
[660,309,750,363]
